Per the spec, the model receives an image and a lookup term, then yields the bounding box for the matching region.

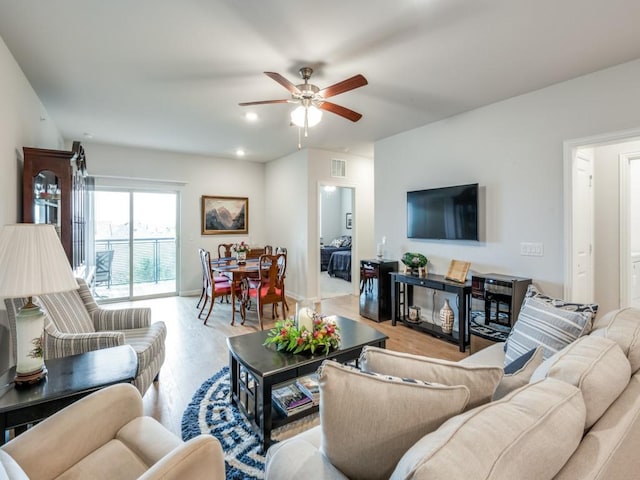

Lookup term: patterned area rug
[181,367,318,480]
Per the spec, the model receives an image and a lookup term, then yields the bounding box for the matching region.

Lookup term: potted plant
[401,252,428,277]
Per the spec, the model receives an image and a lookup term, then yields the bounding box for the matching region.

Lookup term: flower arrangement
[401,252,428,268]
[264,313,341,355]
[233,241,249,253]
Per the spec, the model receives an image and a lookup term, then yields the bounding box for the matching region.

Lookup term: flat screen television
[407,183,479,240]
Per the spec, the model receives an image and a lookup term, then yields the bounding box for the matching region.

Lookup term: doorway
[93,189,179,301]
[566,132,640,312]
[319,185,354,299]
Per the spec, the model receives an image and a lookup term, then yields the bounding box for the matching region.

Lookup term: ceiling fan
[239,67,368,135]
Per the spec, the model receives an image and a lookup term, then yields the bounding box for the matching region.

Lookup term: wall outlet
[520,242,544,256]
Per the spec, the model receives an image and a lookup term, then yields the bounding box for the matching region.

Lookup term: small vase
[236,251,247,265]
[439,299,454,334]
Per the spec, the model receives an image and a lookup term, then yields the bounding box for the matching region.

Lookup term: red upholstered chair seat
[214,275,229,283]
[248,285,282,299]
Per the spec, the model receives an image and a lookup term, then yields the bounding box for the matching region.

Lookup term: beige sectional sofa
[265,307,640,480]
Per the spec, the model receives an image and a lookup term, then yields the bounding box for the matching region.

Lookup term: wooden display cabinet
[22,141,88,271]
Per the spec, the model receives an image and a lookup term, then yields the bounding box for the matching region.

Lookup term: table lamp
[0,224,78,386]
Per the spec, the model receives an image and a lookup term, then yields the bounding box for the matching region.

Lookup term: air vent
[331,158,347,178]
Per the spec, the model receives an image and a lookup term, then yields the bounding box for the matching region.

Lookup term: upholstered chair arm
[139,435,226,480]
[265,437,349,480]
[43,330,125,359]
[3,384,143,480]
[91,307,152,331]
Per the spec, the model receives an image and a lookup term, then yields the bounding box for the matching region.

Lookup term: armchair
[4,278,166,395]
[0,383,225,480]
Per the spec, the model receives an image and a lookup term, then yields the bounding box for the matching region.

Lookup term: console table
[391,272,472,352]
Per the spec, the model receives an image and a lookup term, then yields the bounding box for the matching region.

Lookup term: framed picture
[345,212,353,229]
[201,195,248,235]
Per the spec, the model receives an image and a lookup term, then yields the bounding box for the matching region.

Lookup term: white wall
[320,188,343,243]
[83,142,266,295]
[631,159,640,254]
[375,58,640,302]
[0,36,63,371]
[264,149,308,300]
[0,36,63,227]
[308,149,375,299]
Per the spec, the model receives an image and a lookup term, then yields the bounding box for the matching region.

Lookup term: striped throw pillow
[504,297,591,365]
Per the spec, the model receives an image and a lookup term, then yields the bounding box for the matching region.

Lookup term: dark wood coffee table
[0,345,138,445]
[227,315,388,451]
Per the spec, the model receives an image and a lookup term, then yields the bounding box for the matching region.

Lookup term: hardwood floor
[115,293,468,437]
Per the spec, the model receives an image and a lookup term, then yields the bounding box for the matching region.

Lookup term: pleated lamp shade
[0,224,78,297]
[0,224,78,384]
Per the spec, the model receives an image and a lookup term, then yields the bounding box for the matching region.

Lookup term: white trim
[564,127,640,303]
[619,152,640,307]
[316,180,359,301]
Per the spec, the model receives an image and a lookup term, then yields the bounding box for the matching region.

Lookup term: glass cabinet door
[32,170,62,237]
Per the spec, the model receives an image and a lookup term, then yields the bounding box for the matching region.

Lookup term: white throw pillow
[360,346,502,409]
[318,360,470,480]
[390,378,586,480]
[530,335,631,429]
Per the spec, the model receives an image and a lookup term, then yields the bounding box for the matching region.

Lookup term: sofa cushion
[493,346,544,400]
[525,284,599,326]
[590,307,640,373]
[0,451,28,480]
[390,378,586,480]
[504,297,592,365]
[360,346,502,409]
[318,360,470,480]
[530,335,631,429]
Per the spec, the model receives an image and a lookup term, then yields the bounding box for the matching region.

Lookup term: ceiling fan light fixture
[290,105,322,128]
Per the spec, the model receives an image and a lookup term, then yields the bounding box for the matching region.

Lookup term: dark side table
[0,345,138,445]
[227,316,388,452]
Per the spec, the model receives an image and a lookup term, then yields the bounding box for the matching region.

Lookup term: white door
[572,148,594,303]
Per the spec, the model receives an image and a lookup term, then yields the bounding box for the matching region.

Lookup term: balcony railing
[95,237,176,286]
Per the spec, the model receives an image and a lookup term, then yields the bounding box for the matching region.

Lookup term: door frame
[619,152,640,307]
[316,182,358,301]
[93,186,181,302]
[563,127,640,303]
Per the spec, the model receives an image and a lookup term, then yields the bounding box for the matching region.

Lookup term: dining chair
[264,245,273,255]
[239,253,287,330]
[217,243,234,259]
[199,250,233,324]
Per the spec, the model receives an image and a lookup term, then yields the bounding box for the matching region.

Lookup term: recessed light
[83,132,94,139]
[236,148,246,157]
[244,112,258,122]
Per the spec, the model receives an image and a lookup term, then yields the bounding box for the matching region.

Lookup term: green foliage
[401,252,428,268]
[264,315,341,355]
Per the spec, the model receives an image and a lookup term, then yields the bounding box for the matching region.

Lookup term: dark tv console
[390,272,472,352]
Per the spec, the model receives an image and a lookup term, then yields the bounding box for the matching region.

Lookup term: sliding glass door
[94,189,178,301]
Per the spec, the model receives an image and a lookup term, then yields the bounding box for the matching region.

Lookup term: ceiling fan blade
[264,72,301,95]
[238,99,290,106]
[319,101,363,122]
[318,74,368,99]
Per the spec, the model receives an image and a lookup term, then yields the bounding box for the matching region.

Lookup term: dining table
[210,257,262,326]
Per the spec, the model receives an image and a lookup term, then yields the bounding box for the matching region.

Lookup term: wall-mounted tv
[407,183,479,241]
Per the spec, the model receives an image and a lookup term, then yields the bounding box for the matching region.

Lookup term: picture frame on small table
[445,260,471,283]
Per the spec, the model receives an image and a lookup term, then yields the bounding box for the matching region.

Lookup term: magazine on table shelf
[272,383,313,417]
[296,373,320,406]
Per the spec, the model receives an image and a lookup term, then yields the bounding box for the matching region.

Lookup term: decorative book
[296,373,320,405]
[272,383,313,417]
[445,260,471,283]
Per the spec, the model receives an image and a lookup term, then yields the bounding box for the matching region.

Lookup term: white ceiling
[2,0,640,162]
